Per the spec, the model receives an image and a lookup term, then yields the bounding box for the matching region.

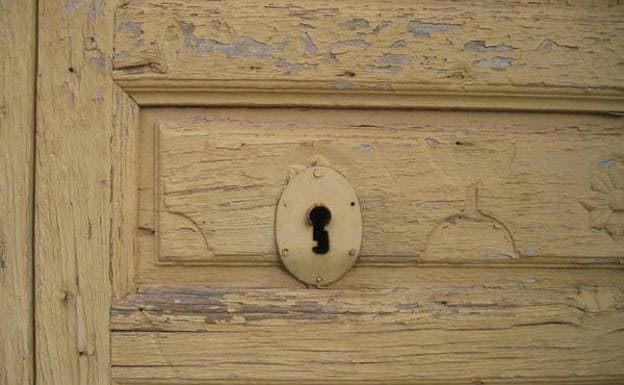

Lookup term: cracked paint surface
[113,1,624,92]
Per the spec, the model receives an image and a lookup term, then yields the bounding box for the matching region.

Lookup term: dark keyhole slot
[309,206,331,254]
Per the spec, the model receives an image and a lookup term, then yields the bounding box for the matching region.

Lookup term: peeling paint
[474,56,513,70]
[328,39,371,61]
[464,40,515,52]
[426,138,440,148]
[301,32,317,55]
[536,39,578,52]
[376,54,413,65]
[355,144,375,152]
[65,0,80,16]
[277,58,317,74]
[117,21,143,39]
[88,0,105,24]
[180,21,288,58]
[522,248,538,257]
[408,20,458,38]
[334,82,354,90]
[599,159,616,168]
[113,51,129,59]
[95,87,104,104]
[89,50,112,73]
[340,18,370,30]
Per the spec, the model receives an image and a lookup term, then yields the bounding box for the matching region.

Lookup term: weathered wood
[0,0,36,383]
[138,109,624,268]
[111,87,140,300]
[111,268,624,384]
[114,0,624,111]
[35,0,137,383]
[34,1,624,384]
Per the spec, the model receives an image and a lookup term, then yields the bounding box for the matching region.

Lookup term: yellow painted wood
[137,108,624,272]
[34,0,624,384]
[114,0,624,111]
[111,268,624,384]
[0,0,36,383]
[35,0,138,384]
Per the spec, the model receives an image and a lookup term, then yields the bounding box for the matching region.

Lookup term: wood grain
[111,268,624,384]
[114,0,624,111]
[35,0,136,383]
[0,0,36,383]
[137,109,624,271]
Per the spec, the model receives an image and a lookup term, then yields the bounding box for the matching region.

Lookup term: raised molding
[117,79,624,112]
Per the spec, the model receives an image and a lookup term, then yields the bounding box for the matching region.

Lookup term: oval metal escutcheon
[275,167,362,286]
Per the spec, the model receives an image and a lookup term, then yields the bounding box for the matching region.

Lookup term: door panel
[138,109,624,268]
[35,1,624,385]
[110,269,624,383]
[112,106,624,383]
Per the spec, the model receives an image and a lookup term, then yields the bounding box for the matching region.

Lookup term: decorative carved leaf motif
[581,159,624,240]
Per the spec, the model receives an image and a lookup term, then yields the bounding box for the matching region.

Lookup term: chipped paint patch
[88,0,105,24]
[408,20,458,38]
[376,54,413,65]
[328,39,371,61]
[301,32,317,55]
[117,21,143,39]
[425,138,440,148]
[599,159,616,168]
[65,0,80,16]
[491,252,515,260]
[340,18,369,30]
[334,82,354,90]
[277,58,317,74]
[474,56,513,70]
[354,144,375,152]
[464,40,515,52]
[89,50,112,72]
[95,87,104,104]
[535,39,578,52]
[179,21,288,58]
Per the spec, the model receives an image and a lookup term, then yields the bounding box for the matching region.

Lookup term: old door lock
[275,167,362,286]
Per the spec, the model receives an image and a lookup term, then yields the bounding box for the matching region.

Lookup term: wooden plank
[114,0,624,111]
[35,0,137,383]
[137,108,624,269]
[111,268,624,383]
[111,87,140,301]
[0,0,36,383]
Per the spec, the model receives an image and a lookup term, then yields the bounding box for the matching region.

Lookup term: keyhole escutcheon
[309,205,331,254]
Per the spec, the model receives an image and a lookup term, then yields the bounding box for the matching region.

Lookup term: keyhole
[308,206,331,254]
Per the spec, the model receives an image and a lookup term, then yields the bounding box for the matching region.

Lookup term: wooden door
[28,1,624,384]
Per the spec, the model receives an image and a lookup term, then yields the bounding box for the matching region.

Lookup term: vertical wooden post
[0,0,37,383]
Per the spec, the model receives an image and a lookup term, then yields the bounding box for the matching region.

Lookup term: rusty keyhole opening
[308,205,331,254]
